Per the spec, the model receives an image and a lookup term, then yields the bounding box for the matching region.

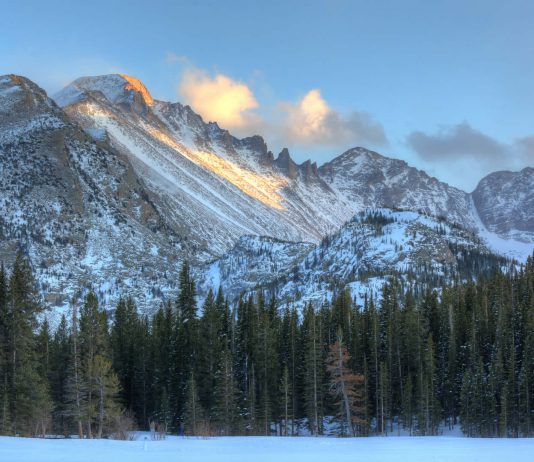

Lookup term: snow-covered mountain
[55,75,534,252]
[1,73,532,313]
[198,209,507,306]
[197,235,315,303]
[319,147,479,229]
[0,75,184,312]
[472,167,534,242]
[54,74,353,261]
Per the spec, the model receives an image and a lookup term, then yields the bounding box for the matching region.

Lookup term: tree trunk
[337,341,354,437]
[72,305,84,439]
[312,318,319,436]
[97,380,104,438]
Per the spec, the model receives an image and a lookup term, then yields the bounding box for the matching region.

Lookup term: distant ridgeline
[198,209,511,308]
[1,251,533,438]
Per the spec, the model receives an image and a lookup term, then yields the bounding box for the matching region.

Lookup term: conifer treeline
[0,253,533,438]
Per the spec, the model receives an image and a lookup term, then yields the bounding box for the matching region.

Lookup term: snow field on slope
[469,197,533,262]
[1,434,534,462]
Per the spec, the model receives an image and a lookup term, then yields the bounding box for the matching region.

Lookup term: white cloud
[278,89,388,147]
[179,68,261,132]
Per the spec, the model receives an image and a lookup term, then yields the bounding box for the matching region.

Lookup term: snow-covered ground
[2,434,534,462]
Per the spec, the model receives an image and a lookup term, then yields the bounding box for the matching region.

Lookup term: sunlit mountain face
[55,74,357,253]
[120,74,154,105]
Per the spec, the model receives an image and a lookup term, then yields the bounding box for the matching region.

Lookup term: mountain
[472,167,534,241]
[317,148,534,260]
[318,148,475,229]
[0,73,532,314]
[54,74,353,260]
[198,208,506,306]
[0,74,183,311]
[197,235,315,303]
[55,75,534,253]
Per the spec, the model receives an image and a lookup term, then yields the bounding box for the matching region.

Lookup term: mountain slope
[197,235,314,302]
[472,167,534,242]
[55,75,353,260]
[199,209,507,306]
[318,147,475,228]
[0,74,183,312]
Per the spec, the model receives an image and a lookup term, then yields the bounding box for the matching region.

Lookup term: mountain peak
[278,147,291,159]
[1,74,50,100]
[275,148,299,178]
[334,146,388,163]
[54,74,154,108]
[1,74,31,90]
[120,74,154,105]
[0,74,59,116]
[473,167,534,239]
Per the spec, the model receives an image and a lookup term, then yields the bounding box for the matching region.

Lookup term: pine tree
[365,295,382,434]
[256,293,279,436]
[234,296,257,434]
[78,292,117,438]
[111,297,141,418]
[212,344,240,435]
[34,319,53,436]
[278,305,299,435]
[326,331,367,436]
[136,315,151,429]
[150,304,174,430]
[49,315,71,435]
[519,298,534,435]
[279,365,292,436]
[36,319,51,386]
[174,261,199,424]
[418,335,440,435]
[65,301,85,438]
[198,289,224,416]
[302,303,324,435]
[92,354,120,438]
[184,372,204,436]
[0,263,10,434]
[7,253,51,436]
[400,291,418,433]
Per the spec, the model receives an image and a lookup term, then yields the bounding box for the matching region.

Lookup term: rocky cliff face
[0,74,183,312]
[318,147,475,229]
[472,167,534,242]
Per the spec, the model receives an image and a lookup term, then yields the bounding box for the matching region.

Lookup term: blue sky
[1,0,533,190]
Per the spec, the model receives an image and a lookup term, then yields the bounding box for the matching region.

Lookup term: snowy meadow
[1,434,534,462]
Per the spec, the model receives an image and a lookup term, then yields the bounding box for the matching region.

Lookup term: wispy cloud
[517,135,534,164]
[278,89,388,147]
[407,122,506,164]
[165,52,189,66]
[407,122,534,190]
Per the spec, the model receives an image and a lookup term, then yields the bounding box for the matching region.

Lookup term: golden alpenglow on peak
[121,74,154,105]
